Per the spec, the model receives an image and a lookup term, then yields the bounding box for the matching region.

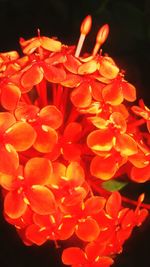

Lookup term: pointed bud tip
[80,15,92,35]
[138,193,145,204]
[96,24,109,44]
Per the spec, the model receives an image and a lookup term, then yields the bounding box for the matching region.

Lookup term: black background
[0,0,150,266]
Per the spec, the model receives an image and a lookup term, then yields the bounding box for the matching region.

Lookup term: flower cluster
[0,15,149,267]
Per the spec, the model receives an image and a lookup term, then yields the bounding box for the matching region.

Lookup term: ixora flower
[0,15,149,267]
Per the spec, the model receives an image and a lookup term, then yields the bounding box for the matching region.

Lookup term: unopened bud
[80,15,92,35]
[96,24,109,45]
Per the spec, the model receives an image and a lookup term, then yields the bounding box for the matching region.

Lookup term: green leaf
[102,180,128,192]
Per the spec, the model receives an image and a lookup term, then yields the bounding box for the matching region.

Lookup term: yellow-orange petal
[62,247,86,265]
[43,64,66,83]
[33,125,58,153]
[64,54,81,74]
[128,150,149,168]
[65,161,85,187]
[21,65,43,88]
[40,37,61,52]
[131,164,150,183]
[106,191,121,218]
[0,144,19,174]
[61,73,82,88]
[24,157,52,185]
[122,81,136,102]
[99,58,119,79]
[87,129,114,152]
[49,162,66,186]
[90,155,118,180]
[22,39,41,54]
[115,134,138,156]
[27,185,56,215]
[78,60,97,75]
[75,217,100,242]
[4,190,27,219]
[39,105,63,129]
[5,122,36,151]
[102,82,123,106]
[110,112,127,133]
[64,122,82,142]
[1,84,21,110]
[71,82,92,108]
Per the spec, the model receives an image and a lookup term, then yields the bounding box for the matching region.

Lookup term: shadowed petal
[4,190,27,219]
[1,84,21,110]
[62,247,86,265]
[26,224,48,245]
[0,144,19,174]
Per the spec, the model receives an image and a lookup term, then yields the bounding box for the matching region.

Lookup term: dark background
[0,0,150,266]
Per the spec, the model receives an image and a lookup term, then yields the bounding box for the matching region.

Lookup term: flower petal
[40,37,61,52]
[0,144,19,174]
[131,164,150,182]
[76,217,100,242]
[62,247,86,265]
[43,64,66,83]
[90,155,118,180]
[24,157,52,185]
[110,112,127,134]
[99,58,119,79]
[102,82,123,106]
[87,129,114,152]
[66,161,85,187]
[106,192,121,218]
[64,122,82,142]
[78,60,97,74]
[4,190,27,219]
[39,105,63,129]
[1,84,21,110]
[60,73,82,88]
[0,112,16,133]
[26,224,47,245]
[71,82,92,108]
[33,125,58,153]
[27,185,56,215]
[122,81,136,102]
[115,134,138,156]
[21,65,43,88]
[84,196,106,215]
[5,122,36,151]
[64,54,81,74]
